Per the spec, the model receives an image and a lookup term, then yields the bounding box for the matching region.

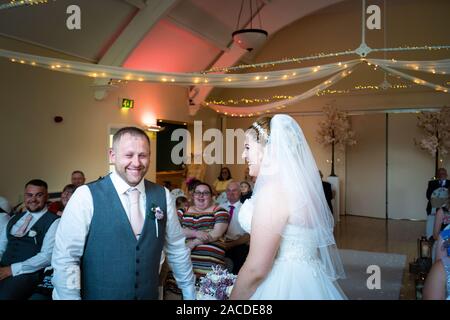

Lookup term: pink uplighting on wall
[123,20,220,73]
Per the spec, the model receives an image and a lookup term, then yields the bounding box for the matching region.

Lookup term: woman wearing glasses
[165,182,229,294]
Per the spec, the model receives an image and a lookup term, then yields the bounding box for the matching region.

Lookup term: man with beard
[0,179,60,299]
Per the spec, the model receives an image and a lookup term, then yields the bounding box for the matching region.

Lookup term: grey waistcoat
[1,211,59,267]
[81,175,167,300]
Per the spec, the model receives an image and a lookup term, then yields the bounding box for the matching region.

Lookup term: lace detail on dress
[276,238,318,262]
[275,227,322,276]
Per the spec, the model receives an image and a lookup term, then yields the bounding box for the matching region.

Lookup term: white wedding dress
[239,197,347,300]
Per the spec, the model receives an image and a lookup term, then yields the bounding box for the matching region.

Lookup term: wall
[346,114,386,218]
[210,0,450,114]
[387,113,448,220]
[345,112,450,220]
[0,36,220,205]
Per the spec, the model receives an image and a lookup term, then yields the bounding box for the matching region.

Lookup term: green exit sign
[121,98,134,109]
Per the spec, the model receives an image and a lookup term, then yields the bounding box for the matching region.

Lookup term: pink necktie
[229,205,235,220]
[14,214,33,237]
[128,188,144,239]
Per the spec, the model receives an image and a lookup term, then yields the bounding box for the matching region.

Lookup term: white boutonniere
[28,230,37,244]
[149,204,165,238]
[153,207,164,220]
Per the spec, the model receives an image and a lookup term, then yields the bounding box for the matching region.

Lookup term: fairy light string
[0,0,53,10]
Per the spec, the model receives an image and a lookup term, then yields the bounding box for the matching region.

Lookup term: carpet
[337,249,407,300]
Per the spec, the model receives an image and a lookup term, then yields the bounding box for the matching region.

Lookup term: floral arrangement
[317,103,356,176]
[317,104,357,149]
[196,265,237,300]
[415,106,450,156]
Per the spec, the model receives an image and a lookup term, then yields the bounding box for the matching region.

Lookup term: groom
[52,127,196,300]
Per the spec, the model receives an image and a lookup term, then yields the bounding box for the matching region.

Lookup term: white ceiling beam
[167,0,232,51]
[94,0,181,99]
[99,0,180,66]
[124,0,147,10]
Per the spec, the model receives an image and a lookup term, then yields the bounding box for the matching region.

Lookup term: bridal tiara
[252,122,269,143]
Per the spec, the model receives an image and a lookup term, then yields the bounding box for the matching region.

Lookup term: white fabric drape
[367,59,450,93]
[0,48,357,88]
[0,47,448,115]
[367,58,450,74]
[207,64,359,115]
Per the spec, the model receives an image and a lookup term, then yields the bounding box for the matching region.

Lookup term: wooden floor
[334,215,425,300]
[165,215,425,300]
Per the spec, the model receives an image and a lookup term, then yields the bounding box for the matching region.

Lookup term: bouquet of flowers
[196,265,237,300]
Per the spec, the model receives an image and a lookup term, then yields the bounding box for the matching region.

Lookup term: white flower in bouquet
[209,274,220,283]
[226,285,234,297]
[196,265,237,300]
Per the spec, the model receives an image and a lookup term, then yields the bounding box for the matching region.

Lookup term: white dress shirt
[0,213,10,240]
[0,207,59,276]
[51,171,196,300]
[223,201,247,240]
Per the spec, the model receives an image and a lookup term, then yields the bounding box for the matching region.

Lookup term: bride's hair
[248,116,272,144]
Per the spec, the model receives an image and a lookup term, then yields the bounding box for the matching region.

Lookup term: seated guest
[175,196,188,211]
[47,184,77,216]
[433,200,450,242]
[320,170,334,214]
[244,167,256,186]
[71,170,86,187]
[222,182,250,274]
[29,185,76,300]
[0,179,60,299]
[426,168,449,239]
[0,197,11,239]
[166,182,229,293]
[213,167,233,195]
[423,255,450,300]
[239,181,253,204]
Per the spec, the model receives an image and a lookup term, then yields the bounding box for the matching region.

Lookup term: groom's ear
[109,148,115,164]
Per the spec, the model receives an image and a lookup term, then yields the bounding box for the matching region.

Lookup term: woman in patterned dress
[166,182,229,292]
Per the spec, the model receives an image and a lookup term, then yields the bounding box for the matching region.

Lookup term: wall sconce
[146,125,165,132]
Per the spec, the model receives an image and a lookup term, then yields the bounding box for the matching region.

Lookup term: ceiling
[0,0,448,111]
[0,0,345,70]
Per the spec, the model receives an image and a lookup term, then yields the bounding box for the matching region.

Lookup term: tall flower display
[414,106,450,177]
[317,104,356,176]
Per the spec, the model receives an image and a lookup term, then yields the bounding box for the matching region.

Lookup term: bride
[230,114,346,300]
